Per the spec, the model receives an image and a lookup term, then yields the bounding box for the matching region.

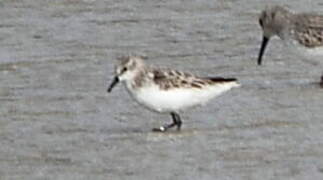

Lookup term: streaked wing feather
[152,68,196,90]
[152,68,237,90]
[295,14,323,47]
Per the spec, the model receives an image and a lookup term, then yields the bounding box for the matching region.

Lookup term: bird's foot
[152,126,167,132]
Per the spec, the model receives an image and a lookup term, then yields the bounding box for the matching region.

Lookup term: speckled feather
[151,68,237,90]
[293,14,323,47]
[259,6,323,48]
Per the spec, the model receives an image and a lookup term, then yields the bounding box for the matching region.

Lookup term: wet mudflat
[1,0,323,179]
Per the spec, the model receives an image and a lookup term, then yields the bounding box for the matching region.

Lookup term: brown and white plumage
[293,14,323,47]
[257,5,323,65]
[151,68,237,90]
[107,56,239,132]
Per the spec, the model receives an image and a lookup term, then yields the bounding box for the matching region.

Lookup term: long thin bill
[107,76,119,93]
[257,36,269,65]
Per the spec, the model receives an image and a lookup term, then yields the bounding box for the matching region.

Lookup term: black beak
[107,76,119,93]
[257,36,270,65]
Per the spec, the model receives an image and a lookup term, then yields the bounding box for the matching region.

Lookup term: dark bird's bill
[257,36,270,65]
[107,76,119,92]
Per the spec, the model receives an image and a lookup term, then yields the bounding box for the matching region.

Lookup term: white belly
[286,39,323,63]
[126,82,239,113]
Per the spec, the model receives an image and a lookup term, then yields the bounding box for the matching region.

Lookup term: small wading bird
[257,5,323,87]
[107,56,240,132]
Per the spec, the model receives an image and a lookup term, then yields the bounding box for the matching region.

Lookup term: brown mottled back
[294,14,323,47]
[152,68,237,90]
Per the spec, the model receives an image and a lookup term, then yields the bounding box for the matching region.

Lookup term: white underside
[125,82,240,113]
[285,39,323,62]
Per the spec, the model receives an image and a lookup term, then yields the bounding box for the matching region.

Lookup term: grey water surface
[1,0,323,179]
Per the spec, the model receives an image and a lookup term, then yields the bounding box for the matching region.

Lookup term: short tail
[207,77,237,82]
[206,77,240,87]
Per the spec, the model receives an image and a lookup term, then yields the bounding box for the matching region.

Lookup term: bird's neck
[125,68,149,91]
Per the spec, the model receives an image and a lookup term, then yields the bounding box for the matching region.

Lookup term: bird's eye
[122,67,127,72]
[259,19,263,27]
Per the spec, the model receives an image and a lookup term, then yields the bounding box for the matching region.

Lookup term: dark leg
[171,112,182,131]
[152,112,182,132]
[320,75,323,88]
